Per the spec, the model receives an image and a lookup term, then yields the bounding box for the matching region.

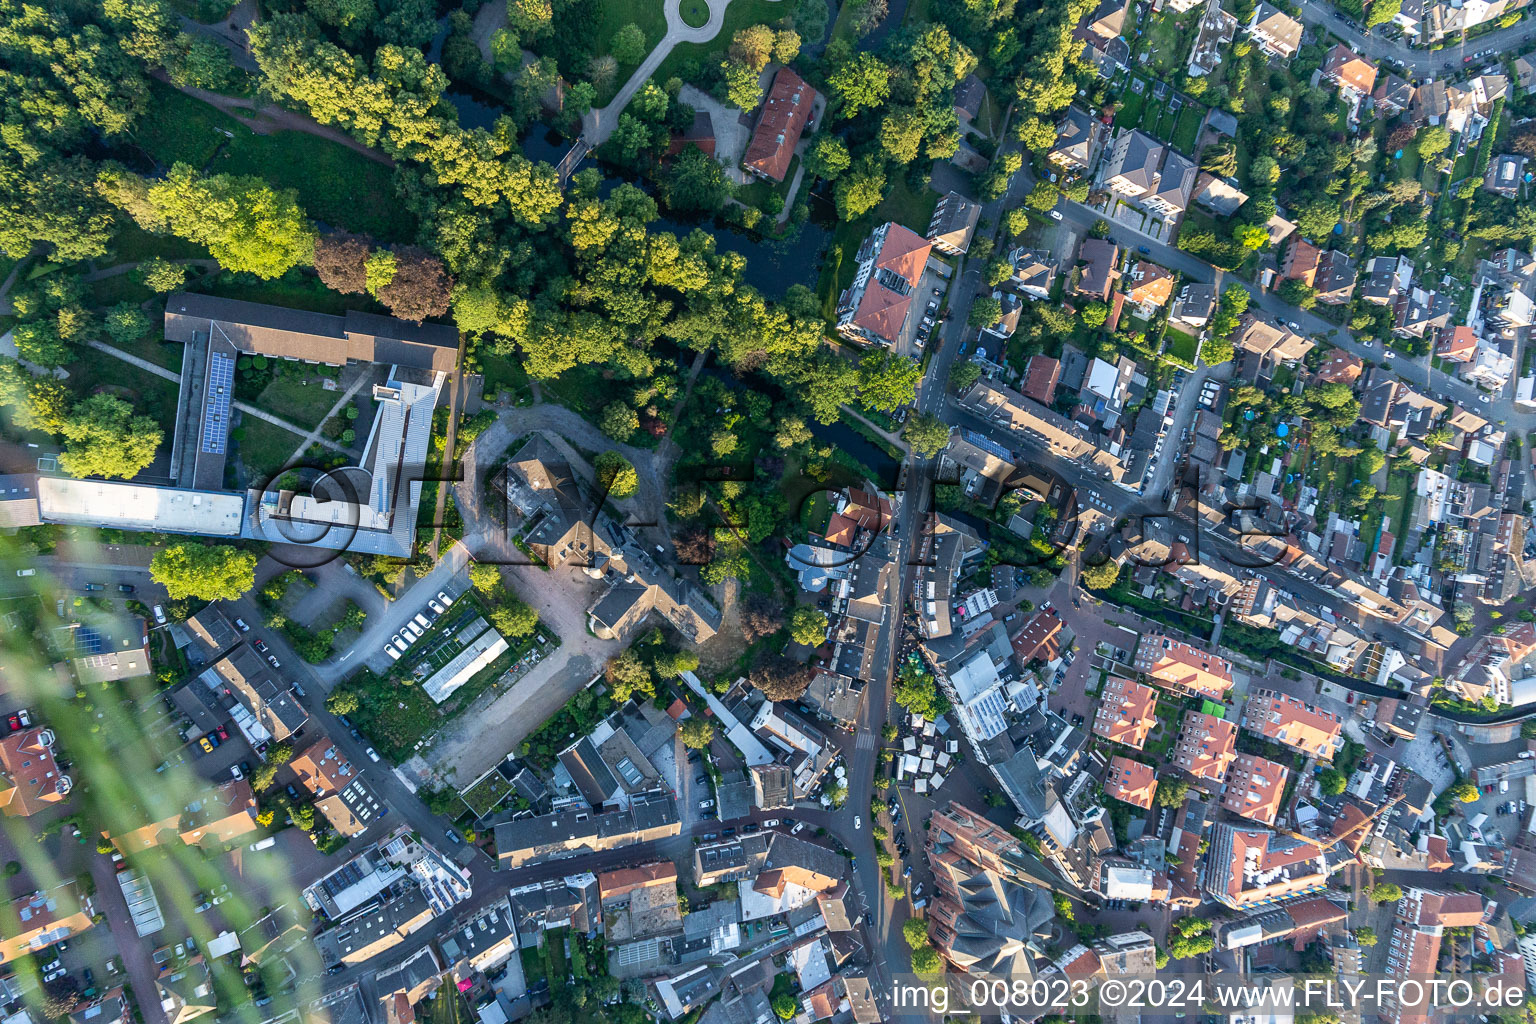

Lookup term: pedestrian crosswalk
[855,729,878,753]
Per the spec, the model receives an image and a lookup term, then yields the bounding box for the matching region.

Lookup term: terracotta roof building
[1020,355,1061,404]
[1011,608,1066,665]
[1312,347,1363,384]
[1172,711,1238,782]
[290,738,386,838]
[1093,677,1159,750]
[1133,634,1233,700]
[1105,756,1158,809]
[1436,325,1479,362]
[1281,239,1321,285]
[0,883,95,965]
[1219,753,1289,825]
[743,67,820,182]
[1322,44,1379,97]
[0,727,70,816]
[835,222,932,347]
[1241,689,1343,759]
[1203,824,1334,908]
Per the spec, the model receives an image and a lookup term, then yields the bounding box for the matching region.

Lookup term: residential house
[1463,337,1516,392]
[1437,326,1480,363]
[666,110,715,157]
[742,67,819,182]
[1093,677,1158,750]
[1245,3,1303,57]
[1171,711,1238,782]
[1321,44,1379,102]
[954,74,986,123]
[1099,131,1197,219]
[1312,348,1363,384]
[980,291,1023,341]
[0,727,70,816]
[1484,153,1528,197]
[1172,283,1216,328]
[1314,250,1358,305]
[1188,0,1239,77]
[1373,74,1415,116]
[1193,174,1249,216]
[1075,238,1121,301]
[1105,756,1157,810]
[0,883,94,964]
[1281,239,1321,285]
[1516,53,1536,92]
[1049,107,1106,174]
[836,222,932,347]
[1232,314,1315,371]
[1126,262,1175,317]
[156,955,216,1024]
[493,791,681,869]
[1241,689,1343,759]
[1393,287,1453,339]
[1134,634,1233,700]
[1219,754,1289,826]
[1081,0,1128,43]
[290,738,386,838]
[1009,248,1057,300]
[927,191,981,256]
[1021,355,1061,404]
[1362,256,1413,305]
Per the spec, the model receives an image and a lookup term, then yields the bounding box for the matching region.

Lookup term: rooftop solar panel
[201,352,234,456]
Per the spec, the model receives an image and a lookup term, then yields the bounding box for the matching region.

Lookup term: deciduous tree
[150,542,258,601]
[59,394,161,479]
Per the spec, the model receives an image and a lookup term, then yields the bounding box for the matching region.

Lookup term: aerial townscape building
[8,0,1536,1019]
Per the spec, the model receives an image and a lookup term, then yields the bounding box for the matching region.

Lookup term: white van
[385,646,402,661]
[412,613,430,630]
[402,623,422,641]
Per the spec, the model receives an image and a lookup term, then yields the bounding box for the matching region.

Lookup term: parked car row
[384,590,455,661]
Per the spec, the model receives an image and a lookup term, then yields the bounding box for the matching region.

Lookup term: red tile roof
[874,224,932,288]
[744,67,820,182]
[847,285,912,348]
[1106,756,1158,809]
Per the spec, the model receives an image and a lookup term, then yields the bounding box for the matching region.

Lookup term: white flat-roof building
[37,478,245,536]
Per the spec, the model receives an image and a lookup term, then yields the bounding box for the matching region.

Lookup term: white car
[44,969,65,983]
[791,822,805,834]
[428,599,445,615]
[366,747,381,763]
[385,646,402,661]
[762,819,780,828]
[15,569,34,577]
[1363,339,1374,348]
[1520,751,1534,760]
[1384,350,1399,360]
[402,623,422,641]
[437,591,454,607]
[854,816,862,830]
[1478,394,1491,404]
[1048,210,1063,221]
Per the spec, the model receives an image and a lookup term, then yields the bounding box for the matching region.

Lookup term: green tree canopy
[150,543,258,602]
[59,393,161,479]
[857,351,921,412]
[904,412,950,458]
[788,606,829,646]
[595,450,640,499]
[1081,559,1121,590]
[489,599,539,637]
[679,717,716,749]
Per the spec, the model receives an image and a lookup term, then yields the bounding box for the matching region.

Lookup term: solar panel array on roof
[75,626,103,655]
[321,858,369,898]
[201,352,234,455]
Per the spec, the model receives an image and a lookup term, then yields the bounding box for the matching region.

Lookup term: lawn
[873,174,940,232]
[735,156,801,212]
[89,273,157,310]
[1171,103,1204,153]
[1165,328,1199,367]
[134,80,414,241]
[1141,11,1195,78]
[109,331,186,373]
[653,0,788,85]
[679,0,710,27]
[478,351,531,403]
[1113,83,1147,128]
[255,364,343,430]
[1381,467,1413,536]
[233,415,305,481]
[597,0,670,58]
